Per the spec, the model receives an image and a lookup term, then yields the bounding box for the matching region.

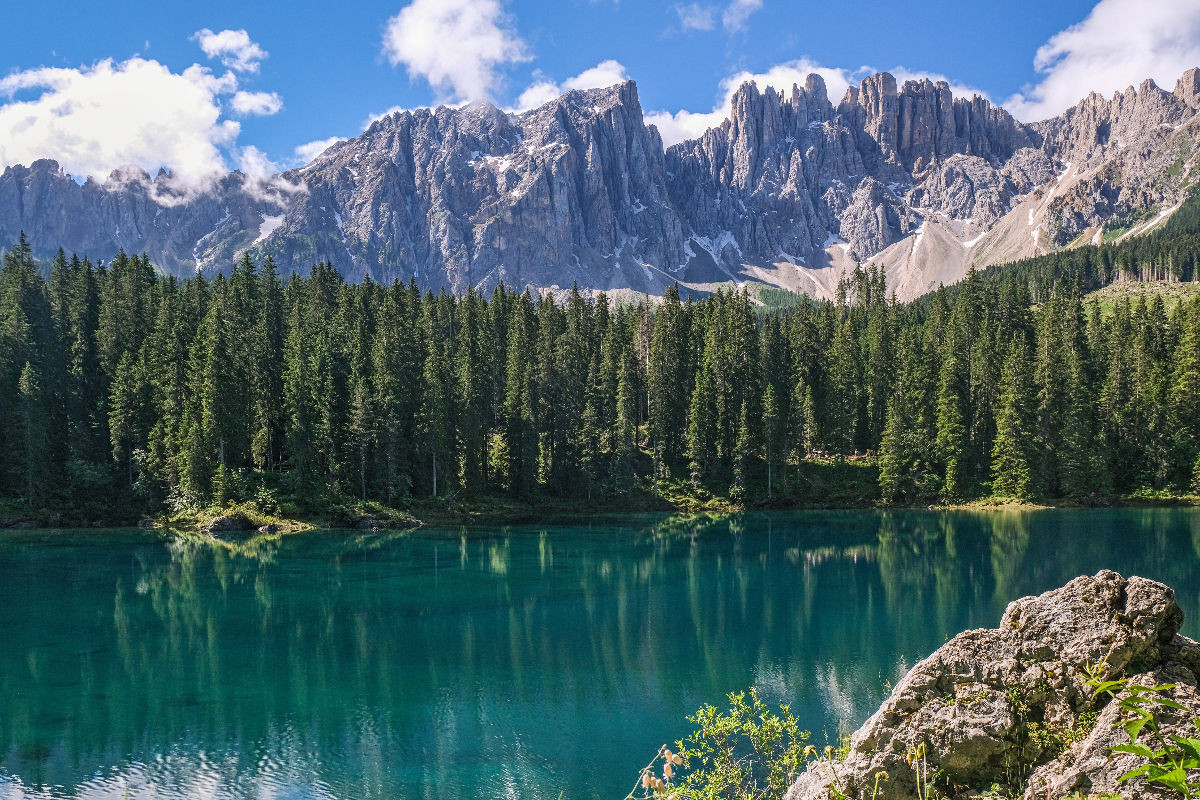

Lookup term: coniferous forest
[5,195,1200,523]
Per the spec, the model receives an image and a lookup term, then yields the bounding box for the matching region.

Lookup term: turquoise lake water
[2,509,1199,799]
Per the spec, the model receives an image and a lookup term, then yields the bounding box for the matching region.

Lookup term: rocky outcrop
[3,68,1200,301]
[785,570,1200,800]
[0,160,293,275]
[261,81,686,293]
[202,513,256,535]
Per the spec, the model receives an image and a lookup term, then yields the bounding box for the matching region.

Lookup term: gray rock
[785,570,1200,800]
[202,513,254,534]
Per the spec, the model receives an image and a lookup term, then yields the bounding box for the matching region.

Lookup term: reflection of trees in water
[2,510,1200,799]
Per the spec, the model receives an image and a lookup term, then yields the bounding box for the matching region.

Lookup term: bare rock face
[0,160,292,275]
[3,68,1200,301]
[202,513,256,535]
[785,571,1200,800]
[263,82,686,293]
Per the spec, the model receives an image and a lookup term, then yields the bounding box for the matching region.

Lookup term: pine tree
[935,349,968,502]
[283,300,319,498]
[990,336,1035,500]
[252,256,285,471]
[503,294,538,499]
[612,340,638,488]
[686,347,719,485]
[18,361,49,507]
[825,318,860,456]
[877,329,930,503]
[762,383,784,498]
[648,284,688,474]
[1171,298,1200,478]
[456,289,490,492]
[731,399,753,502]
[418,318,452,498]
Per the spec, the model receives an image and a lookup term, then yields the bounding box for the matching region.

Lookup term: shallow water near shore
[2,508,1200,800]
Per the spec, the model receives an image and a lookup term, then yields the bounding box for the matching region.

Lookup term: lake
[2,509,1199,800]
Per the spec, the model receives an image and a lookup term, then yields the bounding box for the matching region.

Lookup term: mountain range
[4,67,1200,301]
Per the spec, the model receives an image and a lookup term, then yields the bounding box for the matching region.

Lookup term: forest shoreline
[3,491,1199,534]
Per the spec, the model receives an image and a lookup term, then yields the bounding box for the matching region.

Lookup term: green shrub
[627,688,817,799]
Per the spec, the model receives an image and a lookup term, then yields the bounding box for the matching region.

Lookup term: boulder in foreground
[786,570,1200,800]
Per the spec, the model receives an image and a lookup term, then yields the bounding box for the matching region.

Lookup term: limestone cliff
[3,68,1199,302]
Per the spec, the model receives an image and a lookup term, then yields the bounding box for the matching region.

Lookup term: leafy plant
[1086,663,1200,797]
[627,688,814,799]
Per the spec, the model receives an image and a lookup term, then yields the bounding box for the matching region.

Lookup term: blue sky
[2,0,1199,185]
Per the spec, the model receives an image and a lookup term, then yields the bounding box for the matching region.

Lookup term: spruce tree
[990,336,1035,500]
[503,294,538,499]
[762,383,784,498]
[686,348,719,485]
[18,361,49,507]
[648,284,687,475]
[935,350,968,502]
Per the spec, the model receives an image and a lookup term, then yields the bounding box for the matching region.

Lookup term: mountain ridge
[4,67,1200,301]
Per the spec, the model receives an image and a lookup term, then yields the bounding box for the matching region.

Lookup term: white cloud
[192,28,267,73]
[236,145,279,178]
[231,90,283,116]
[644,108,727,146]
[0,58,243,184]
[722,0,762,32]
[294,136,345,164]
[510,59,630,112]
[382,0,530,102]
[513,80,561,111]
[234,145,307,203]
[1005,0,1200,122]
[674,3,716,31]
[562,59,629,92]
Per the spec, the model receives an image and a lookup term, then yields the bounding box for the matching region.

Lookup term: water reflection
[1,509,1199,799]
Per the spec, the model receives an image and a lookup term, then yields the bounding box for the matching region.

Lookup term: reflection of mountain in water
[2,509,1200,800]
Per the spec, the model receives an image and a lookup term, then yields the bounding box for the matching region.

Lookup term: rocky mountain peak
[1176,67,1200,108]
[839,71,1033,174]
[3,67,1200,303]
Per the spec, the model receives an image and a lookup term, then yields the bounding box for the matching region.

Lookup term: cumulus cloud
[0,50,294,192]
[192,28,268,73]
[294,136,346,164]
[1005,0,1200,122]
[0,58,243,183]
[722,0,762,32]
[235,145,279,178]
[674,3,716,31]
[230,90,283,116]
[232,145,307,203]
[511,59,630,112]
[382,0,530,102]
